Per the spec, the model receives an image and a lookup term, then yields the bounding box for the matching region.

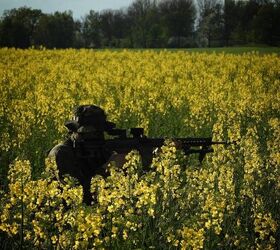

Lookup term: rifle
[74,127,231,165]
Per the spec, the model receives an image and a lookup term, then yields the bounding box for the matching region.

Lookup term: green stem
[20,168,24,250]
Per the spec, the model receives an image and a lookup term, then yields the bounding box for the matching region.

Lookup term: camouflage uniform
[48,105,114,205]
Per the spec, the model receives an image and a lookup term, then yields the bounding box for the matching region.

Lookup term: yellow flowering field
[0,48,279,249]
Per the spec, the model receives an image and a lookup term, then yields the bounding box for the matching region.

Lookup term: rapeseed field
[0,48,279,249]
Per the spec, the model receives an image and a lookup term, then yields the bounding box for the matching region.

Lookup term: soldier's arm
[103,152,128,169]
[48,143,81,180]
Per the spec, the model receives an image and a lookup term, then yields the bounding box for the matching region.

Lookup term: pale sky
[0,0,135,20]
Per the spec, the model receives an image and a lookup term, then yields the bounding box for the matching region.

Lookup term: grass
[183,46,280,54]
[104,46,280,55]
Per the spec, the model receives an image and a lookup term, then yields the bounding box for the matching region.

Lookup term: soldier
[48,105,120,205]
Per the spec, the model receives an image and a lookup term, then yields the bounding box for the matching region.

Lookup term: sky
[0,0,135,20]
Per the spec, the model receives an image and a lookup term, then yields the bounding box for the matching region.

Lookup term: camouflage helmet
[65,105,114,133]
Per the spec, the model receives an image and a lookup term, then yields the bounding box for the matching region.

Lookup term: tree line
[0,0,279,49]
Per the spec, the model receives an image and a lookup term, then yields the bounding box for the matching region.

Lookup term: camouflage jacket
[48,138,111,204]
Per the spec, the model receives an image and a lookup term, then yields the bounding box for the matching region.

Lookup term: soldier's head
[65,105,113,140]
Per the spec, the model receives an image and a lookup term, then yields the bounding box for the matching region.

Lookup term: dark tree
[127,0,160,48]
[1,0,279,48]
[111,9,131,47]
[0,7,42,48]
[223,0,240,45]
[82,10,102,48]
[252,2,274,44]
[196,0,224,47]
[73,20,85,48]
[271,1,280,45]
[159,0,196,47]
[232,0,260,43]
[250,0,280,45]
[99,10,114,47]
[33,11,75,48]
[81,9,131,48]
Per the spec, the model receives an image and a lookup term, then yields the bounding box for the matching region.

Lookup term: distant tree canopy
[0,0,279,48]
[0,7,42,48]
[33,11,75,48]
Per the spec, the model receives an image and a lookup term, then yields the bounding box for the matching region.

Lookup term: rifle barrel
[74,136,230,164]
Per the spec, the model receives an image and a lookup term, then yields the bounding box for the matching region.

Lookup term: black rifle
[74,127,231,164]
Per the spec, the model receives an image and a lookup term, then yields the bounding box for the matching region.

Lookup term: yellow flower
[1,48,279,249]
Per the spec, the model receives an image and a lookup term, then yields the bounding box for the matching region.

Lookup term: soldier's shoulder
[48,139,73,157]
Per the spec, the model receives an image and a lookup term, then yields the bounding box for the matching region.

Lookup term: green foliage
[1,137,279,249]
[0,49,279,249]
[1,0,280,48]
